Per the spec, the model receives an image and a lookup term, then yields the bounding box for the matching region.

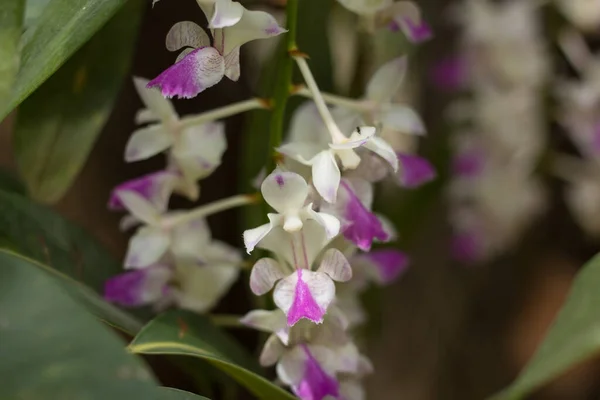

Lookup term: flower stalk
[293,86,369,112]
[163,193,259,227]
[180,98,269,128]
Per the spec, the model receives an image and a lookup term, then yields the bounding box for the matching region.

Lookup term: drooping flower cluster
[553,27,600,236]
[104,0,434,398]
[442,0,549,263]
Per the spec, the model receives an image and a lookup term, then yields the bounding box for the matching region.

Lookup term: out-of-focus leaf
[0,168,26,195]
[159,387,210,400]
[129,310,297,400]
[0,0,25,111]
[13,0,142,203]
[0,0,131,119]
[492,253,600,400]
[0,250,163,399]
[24,0,52,28]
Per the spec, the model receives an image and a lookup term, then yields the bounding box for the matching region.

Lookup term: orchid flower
[126,77,227,200]
[148,2,285,99]
[243,170,340,254]
[336,0,431,43]
[555,0,600,32]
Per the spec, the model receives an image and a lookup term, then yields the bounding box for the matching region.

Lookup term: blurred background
[2,0,600,399]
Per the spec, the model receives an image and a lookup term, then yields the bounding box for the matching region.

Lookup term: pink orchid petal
[397,153,437,188]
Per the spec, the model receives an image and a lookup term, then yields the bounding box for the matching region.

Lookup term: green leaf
[492,253,600,400]
[129,310,297,400]
[0,168,26,194]
[13,0,142,203]
[0,250,164,399]
[0,0,132,119]
[24,0,52,28]
[159,387,210,400]
[0,0,25,111]
[0,188,142,333]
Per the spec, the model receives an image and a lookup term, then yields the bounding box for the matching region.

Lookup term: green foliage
[159,388,210,400]
[130,310,297,400]
[0,0,132,119]
[0,251,190,399]
[0,0,25,111]
[493,253,600,399]
[13,0,142,203]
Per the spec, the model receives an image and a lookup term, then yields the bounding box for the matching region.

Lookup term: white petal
[224,46,241,81]
[379,104,425,135]
[274,270,336,326]
[124,227,170,268]
[336,0,392,15]
[135,108,158,124]
[174,263,239,312]
[220,8,287,55]
[210,0,244,28]
[317,248,352,282]
[340,380,366,400]
[170,217,212,262]
[303,207,341,239]
[276,346,307,386]
[116,190,162,225]
[133,77,177,123]
[311,151,341,203]
[243,222,273,254]
[328,126,376,150]
[363,135,399,171]
[277,142,322,164]
[249,257,286,295]
[376,212,398,241]
[240,309,287,334]
[202,240,242,264]
[261,170,309,214]
[166,21,210,51]
[260,334,286,367]
[366,56,408,104]
[175,47,195,63]
[125,125,173,162]
[287,102,331,147]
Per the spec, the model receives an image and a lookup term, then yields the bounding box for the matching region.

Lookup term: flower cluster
[442,0,549,263]
[553,27,600,236]
[103,0,434,398]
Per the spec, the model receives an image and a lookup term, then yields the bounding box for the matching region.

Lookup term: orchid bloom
[243,170,340,254]
[148,1,285,98]
[116,190,239,268]
[556,0,600,32]
[126,77,227,200]
[336,0,431,43]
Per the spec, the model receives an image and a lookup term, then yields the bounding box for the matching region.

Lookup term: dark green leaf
[492,253,600,400]
[0,0,133,119]
[158,387,210,400]
[14,0,142,203]
[0,250,162,399]
[0,0,25,111]
[0,168,26,195]
[129,310,296,400]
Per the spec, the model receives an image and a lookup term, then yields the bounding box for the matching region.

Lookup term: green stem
[210,314,246,328]
[265,0,299,172]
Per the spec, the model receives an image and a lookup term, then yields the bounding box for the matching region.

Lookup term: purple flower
[104,265,171,307]
[431,56,468,91]
[397,153,437,188]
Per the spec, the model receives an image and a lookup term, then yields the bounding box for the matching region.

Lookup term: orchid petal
[104,265,171,307]
[363,135,399,171]
[366,56,407,103]
[170,217,212,262]
[328,126,376,150]
[124,227,170,268]
[261,170,309,214]
[243,221,273,254]
[210,0,244,28]
[224,46,241,81]
[311,151,341,203]
[379,104,426,134]
[116,190,162,225]
[220,8,286,55]
[148,47,225,99]
[250,257,286,295]
[166,21,210,51]
[274,269,336,326]
[172,121,227,181]
[317,248,352,282]
[389,2,432,43]
[174,263,239,312]
[133,77,177,123]
[356,249,409,284]
[202,240,242,264]
[277,142,322,165]
[260,334,286,367]
[125,125,172,162]
[340,380,366,400]
[240,309,289,345]
[336,0,393,15]
[303,207,341,239]
[109,171,177,212]
[397,153,436,188]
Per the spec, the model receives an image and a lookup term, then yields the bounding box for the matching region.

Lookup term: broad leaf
[0,251,162,398]
[14,0,142,203]
[129,310,297,400]
[24,0,52,28]
[0,0,131,119]
[493,253,600,399]
[0,168,26,195]
[0,0,25,111]
[159,387,210,399]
